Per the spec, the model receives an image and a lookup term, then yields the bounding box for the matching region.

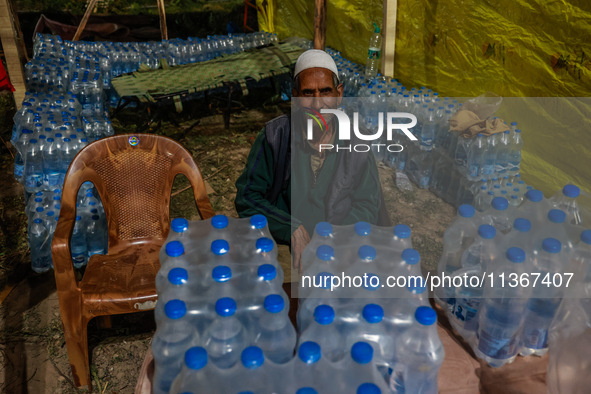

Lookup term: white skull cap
[294,49,339,80]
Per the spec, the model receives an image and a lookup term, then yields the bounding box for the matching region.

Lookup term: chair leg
[61,313,92,390]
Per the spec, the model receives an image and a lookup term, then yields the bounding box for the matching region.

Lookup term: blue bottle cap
[562,184,580,198]
[580,229,591,245]
[355,221,371,236]
[35,197,43,202]
[165,241,184,257]
[296,388,318,394]
[394,224,411,238]
[491,197,509,211]
[357,383,381,394]
[241,346,264,369]
[91,214,99,221]
[506,247,525,263]
[542,238,561,254]
[314,305,335,325]
[250,214,267,229]
[548,209,566,224]
[171,218,188,233]
[211,214,229,229]
[212,265,232,282]
[34,218,42,224]
[215,297,237,316]
[256,237,274,253]
[525,189,543,202]
[263,294,284,313]
[168,268,188,285]
[401,248,420,265]
[358,245,376,261]
[316,245,334,261]
[478,224,496,239]
[513,218,531,232]
[257,264,277,281]
[36,207,44,212]
[298,342,321,364]
[315,222,333,236]
[458,204,476,218]
[164,299,187,319]
[184,346,207,370]
[351,342,373,364]
[362,304,384,323]
[415,306,437,325]
[211,239,230,255]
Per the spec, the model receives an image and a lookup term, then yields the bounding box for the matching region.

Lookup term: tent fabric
[261,0,591,195]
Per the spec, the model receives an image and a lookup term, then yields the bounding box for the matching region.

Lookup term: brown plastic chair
[51,133,214,390]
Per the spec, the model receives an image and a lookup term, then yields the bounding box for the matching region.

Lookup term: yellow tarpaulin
[261,0,591,196]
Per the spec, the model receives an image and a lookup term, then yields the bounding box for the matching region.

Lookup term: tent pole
[157,0,168,40]
[73,0,99,41]
[313,0,326,50]
[381,0,397,78]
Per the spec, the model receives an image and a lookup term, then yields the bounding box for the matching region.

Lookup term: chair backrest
[57,134,214,251]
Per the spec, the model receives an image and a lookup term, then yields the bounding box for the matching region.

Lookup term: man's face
[293,68,343,137]
[293,67,343,112]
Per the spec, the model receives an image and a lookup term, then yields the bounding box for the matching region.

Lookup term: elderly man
[235,49,389,271]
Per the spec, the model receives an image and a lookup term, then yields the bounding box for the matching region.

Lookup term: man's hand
[291,225,311,274]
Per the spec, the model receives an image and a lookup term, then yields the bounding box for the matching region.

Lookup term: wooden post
[0,0,28,107]
[313,0,326,50]
[381,0,398,78]
[157,0,168,40]
[73,0,99,41]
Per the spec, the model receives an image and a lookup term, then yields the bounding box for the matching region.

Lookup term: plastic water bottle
[435,204,477,308]
[507,129,523,175]
[86,214,107,257]
[204,297,247,369]
[365,23,382,79]
[253,294,296,364]
[496,130,511,174]
[532,209,575,254]
[298,304,344,362]
[29,218,51,273]
[169,347,220,393]
[481,196,513,234]
[345,304,394,365]
[70,215,88,268]
[23,139,44,193]
[152,299,198,394]
[390,306,444,394]
[420,108,435,151]
[499,217,533,252]
[460,224,498,268]
[519,189,550,226]
[520,238,564,357]
[467,134,486,181]
[475,247,531,367]
[335,342,388,393]
[550,184,582,225]
[42,137,62,188]
[230,346,269,393]
[292,342,329,391]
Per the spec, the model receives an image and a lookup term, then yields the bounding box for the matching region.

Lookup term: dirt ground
[0,90,455,393]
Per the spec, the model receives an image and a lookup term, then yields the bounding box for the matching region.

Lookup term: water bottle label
[477,329,518,359]
[453,298,480,331]
[11,127,19,143]
[368,48,381,60]
[14,163,24,178]
[25,174,43,188]
[46,173,61,187]
[521,325,548,350]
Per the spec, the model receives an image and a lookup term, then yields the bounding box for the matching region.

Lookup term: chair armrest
[51,189,79,289]
[180,159,215,220]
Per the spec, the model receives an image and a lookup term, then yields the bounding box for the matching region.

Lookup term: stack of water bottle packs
[153,215,394,393]
[434,183,591,367]
[297,221,444,393]
[26,182,108,273]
